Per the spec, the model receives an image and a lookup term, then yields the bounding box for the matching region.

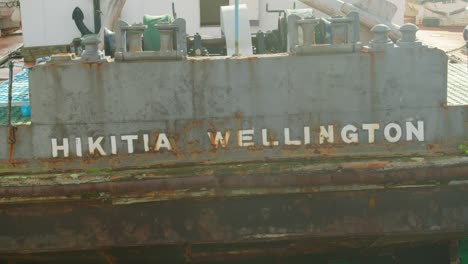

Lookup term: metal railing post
[234,0,239,56]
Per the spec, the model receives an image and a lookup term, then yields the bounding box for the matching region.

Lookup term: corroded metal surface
[0,239,454,263]
[0,23,467,263]
[0,156,467,204]
[1,179,468,260]
[0,44,463,171]
[0,156,467,260]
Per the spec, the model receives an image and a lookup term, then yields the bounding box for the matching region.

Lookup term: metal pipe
[266,3,286,16]
[7,60,17,164]
[172,2,177,19]
[234,0,239,56]
[93,0,101,34]
[7,61,13,127]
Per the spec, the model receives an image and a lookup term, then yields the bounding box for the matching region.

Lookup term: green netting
[143,14,172,51]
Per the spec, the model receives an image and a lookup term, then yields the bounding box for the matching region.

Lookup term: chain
[0,1,20,8]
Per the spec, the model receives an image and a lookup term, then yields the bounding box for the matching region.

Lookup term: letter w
[207,131,231,148]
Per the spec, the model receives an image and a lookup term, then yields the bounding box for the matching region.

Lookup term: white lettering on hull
[51,138,69,158]
[341,125,358,144]
[384,123,403,143]
[362,124,380,144]
[261,129,279,147]
[319,126,334,144]
[88,137,106,156]
[208,131,231,148]
[50,120,426,158]
[406,121,424,141]
[238,129,255,147]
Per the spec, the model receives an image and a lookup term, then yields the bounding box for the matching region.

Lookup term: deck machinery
[0,9,468,264]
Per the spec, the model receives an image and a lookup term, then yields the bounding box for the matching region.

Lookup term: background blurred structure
[406,0,468,26]
[0,0,21,36]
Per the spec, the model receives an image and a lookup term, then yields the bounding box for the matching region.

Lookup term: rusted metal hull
[0,156,468,263]
[1,19,467,263]
[0,185,467,262]
[0,240,455,264]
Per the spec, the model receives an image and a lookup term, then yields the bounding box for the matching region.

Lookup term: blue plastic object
[0,68,30,107]
[21,105,31,117]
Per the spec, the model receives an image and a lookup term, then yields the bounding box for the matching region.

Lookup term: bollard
[115,20,130,53]
[330,22,348,44]
[81,35,105,63]
[122,23,147,52]
[288,14,320,52]
[287,14,301,52]
[369,24,394,51]
[299,20,319,46]
[154,22,178,53]
[160,29,174,52]
[398,23,421,47]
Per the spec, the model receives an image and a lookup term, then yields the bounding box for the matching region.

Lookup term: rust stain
[366,162,388,169]
[208,130,231,149]
[7,125,17,164]
[169,134,183,159]
[184,243,193,262]
[0,160,466,205]
[234,112,243,119]
[344,161,389,170]
[99,249,117,264]
[8,144,15,165]
[191,119,204,127]
[234,112,243,129]
[312,145,338,156]
[1,204,75,217]
[369,195,376,209]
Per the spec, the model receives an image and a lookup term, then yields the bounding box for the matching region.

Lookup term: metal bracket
[266,3,286,17]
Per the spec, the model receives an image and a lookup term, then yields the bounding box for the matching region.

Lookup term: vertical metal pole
[172,2,177,19]
[7,61,13,127]
[7,60,17,164]
[94,0,101,34]
[234,0,239,56]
